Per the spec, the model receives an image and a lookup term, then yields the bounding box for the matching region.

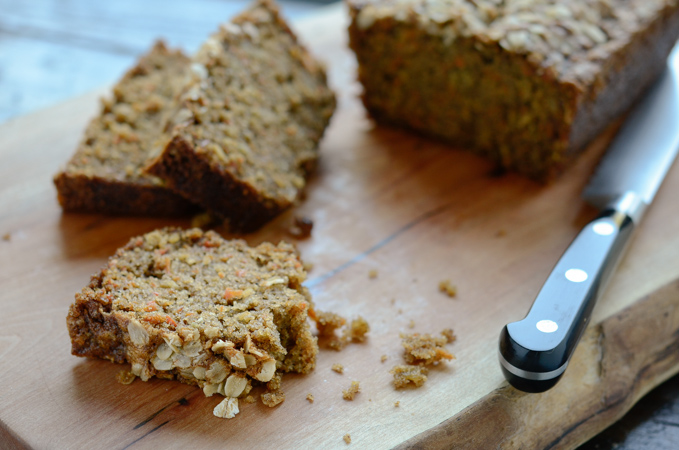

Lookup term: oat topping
[67,227,317,419]
[351,0,676,82]
[213,397,240,419]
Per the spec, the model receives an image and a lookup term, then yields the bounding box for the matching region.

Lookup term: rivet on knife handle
[498,192,641,393]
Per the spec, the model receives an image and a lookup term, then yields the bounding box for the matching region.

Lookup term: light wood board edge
[395,279,679,450]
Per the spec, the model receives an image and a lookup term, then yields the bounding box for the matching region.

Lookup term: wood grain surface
[1,4,679,449]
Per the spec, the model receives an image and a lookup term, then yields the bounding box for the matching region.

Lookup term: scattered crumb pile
[438,280,457,298]
[310,310,370,350]
[342,381,361,400]
[391,329,456,389]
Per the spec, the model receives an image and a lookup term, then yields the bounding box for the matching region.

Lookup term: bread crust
[145,0,335,230]
[348,0,679,180]
[146,135,283,231]
[54,171,198,216]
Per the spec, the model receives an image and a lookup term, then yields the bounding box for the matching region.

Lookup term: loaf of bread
[67,227,317,418]
[54,41,199,216]
[348,0,679,180]
[146,0,336,231]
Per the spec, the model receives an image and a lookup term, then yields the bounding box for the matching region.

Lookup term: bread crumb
[401,332,455,365]
[441,328,456,344]
[343,433,351,444]
[342,381,360,400]
[408,320,415,329]
[267,373,282,391]
[496,229,507,237]
[391,365,429,389]
[394,401,400,407]
[380,355,387,363]
[190,211,217,228]
[346,316,370,343]
[312,310,346,336]
[2,232,10,241]
[310,309,347,350]
[438,279,457,297]
[306,393,314,403]
[116,370,136,385]
[310,310,370,350]
[390,298,396,305]
[244,395,256,404]
[332,363,344,374]
[289,216,313,239]
[261,390,285,407]
[368,269,378,279]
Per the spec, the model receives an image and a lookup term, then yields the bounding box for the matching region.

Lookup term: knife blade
[498,44,679,393]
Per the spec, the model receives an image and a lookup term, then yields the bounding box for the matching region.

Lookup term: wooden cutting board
[1,4,678,449]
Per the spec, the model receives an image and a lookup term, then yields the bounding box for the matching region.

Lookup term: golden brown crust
[146,135,283,231]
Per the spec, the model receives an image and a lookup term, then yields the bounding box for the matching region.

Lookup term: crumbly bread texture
[54,41,198,216]
[401,331,455,365]
[342,380,361,400]
[391,330,455,388]
[309,310,371,350]
[348,0,679,180]
[391,364,429,388]
[146,0,336,231]
[67,227,317,418]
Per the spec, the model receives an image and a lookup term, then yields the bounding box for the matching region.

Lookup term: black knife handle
[499,194,641,393]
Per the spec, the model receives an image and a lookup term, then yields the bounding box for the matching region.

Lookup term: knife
[498,44,679,393]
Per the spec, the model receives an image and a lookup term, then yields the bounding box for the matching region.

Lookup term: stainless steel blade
[582,44,679,210]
